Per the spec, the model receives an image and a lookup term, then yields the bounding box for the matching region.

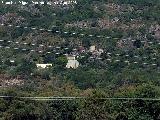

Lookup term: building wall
[66,60,79,69]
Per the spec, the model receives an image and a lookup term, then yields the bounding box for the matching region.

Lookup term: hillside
[0,0,160,119]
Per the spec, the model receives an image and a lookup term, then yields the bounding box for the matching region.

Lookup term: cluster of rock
[0,79,24,87]
[149,24,160,39]
[0,13,25,25]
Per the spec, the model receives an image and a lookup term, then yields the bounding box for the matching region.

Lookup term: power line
[1,96,160,101]
[0,39,159,68]
[0,38,159,56]
[0,1,78,6]
[1,23,160,45]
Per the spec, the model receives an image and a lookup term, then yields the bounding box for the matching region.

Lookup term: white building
[36,64,52,69]
[66,56,79,69]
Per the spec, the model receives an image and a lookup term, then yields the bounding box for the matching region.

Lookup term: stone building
[66,56,79,69]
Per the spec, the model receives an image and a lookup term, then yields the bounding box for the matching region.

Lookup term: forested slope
[0,0,160,119]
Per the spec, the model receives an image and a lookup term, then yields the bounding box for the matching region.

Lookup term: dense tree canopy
[0,0,160,119]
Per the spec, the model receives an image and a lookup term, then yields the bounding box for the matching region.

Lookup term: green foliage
[0,0,160,119]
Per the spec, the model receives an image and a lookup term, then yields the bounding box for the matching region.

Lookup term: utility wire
[1,96,160,101]
[1,23,160,45]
